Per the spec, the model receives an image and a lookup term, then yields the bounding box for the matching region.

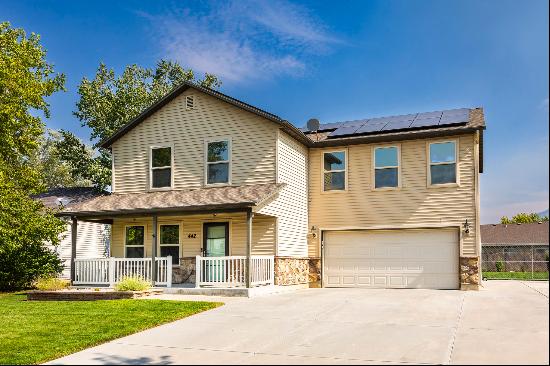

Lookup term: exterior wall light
[462,219,471,234]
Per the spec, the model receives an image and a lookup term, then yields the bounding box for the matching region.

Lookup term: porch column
[70,216,77,284]
[246,209,253,288]
[152,215,158,285]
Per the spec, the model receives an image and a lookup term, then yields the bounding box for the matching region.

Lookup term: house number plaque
[187,233,197,239]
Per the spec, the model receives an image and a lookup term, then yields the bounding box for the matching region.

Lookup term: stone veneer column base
[460,256,480,291]
[172,257,196,284]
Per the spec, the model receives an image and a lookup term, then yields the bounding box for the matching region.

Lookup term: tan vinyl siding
[50,221,108,278]
[110,213,276,259]
[308,134,478,257]
[112,89,277,193]
[259,131,309,257]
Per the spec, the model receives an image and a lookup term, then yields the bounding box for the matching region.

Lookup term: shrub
[114,276,151,292]
[34,276,70,291]
[495,260,505,272]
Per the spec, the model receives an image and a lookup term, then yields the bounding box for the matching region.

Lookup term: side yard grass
[0,292,222,365]
[483,271,549,280]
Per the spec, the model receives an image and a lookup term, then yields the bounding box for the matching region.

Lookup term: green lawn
[0,292,222,365]
[483,271,549,280]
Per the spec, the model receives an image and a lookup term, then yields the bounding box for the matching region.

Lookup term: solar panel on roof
[340,119,369,128]
[355,122,387,134]
[328,125,361,137]
[416,111,443,119]
[410,117,441,128]
[381,119,414,131]
[439,112,469,125]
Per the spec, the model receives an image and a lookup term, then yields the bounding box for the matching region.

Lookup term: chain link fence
[482,244,549,280]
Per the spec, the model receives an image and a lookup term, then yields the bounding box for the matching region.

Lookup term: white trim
[124,224,146,258]
[158,223,182,267]
[321,149,348,193]
[204,137,232,187]
[149,144,174,191]
[372,144,401,191]
[427,139,460,188]
[111,151,115,193]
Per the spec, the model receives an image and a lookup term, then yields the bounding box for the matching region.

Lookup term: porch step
[163,284,308,298]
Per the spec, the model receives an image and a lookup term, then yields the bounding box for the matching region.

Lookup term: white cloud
[540,97,549,109]
[141,1,340,83]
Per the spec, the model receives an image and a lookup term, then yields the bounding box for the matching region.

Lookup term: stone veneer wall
[460,256,480,290]
[172,257,196,284]
[274,257,321,286]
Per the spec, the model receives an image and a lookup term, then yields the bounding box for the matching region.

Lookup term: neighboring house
[35,187,109,278]
[60,81,485,290]
[481,222,549,272]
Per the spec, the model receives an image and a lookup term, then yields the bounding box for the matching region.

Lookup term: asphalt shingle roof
[481,222,549,245]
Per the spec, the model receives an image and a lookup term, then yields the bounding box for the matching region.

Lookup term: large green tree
[500,212,549,224]
[0,22,66,289]
[57,61,221,189]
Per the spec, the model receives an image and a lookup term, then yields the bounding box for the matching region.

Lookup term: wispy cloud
[540,97,549,110]
[141,1,341,83]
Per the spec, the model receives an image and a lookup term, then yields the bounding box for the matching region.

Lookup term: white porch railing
[195,255,274,288]
[73,257,172,287]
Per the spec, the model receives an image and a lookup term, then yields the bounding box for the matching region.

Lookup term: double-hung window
[150,146,172,189]
[429,141,457,185]
[374,146,400,189]
[159,224,180,265]
[323,151,346,191]
[125,226,145,258]
[206,140,230,185]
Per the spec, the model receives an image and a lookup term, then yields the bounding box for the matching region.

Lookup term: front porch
[72,255,275,289]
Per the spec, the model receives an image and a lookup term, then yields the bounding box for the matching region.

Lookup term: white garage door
[323,228,459,289]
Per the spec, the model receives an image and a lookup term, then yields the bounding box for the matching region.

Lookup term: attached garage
[323,228,460,289]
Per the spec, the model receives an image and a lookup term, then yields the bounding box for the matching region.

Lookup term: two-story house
[61,81,485,291]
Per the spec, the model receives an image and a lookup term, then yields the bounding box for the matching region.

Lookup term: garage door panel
[323,229,459,289]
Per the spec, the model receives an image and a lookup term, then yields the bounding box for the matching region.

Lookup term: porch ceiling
[58,183,285,218]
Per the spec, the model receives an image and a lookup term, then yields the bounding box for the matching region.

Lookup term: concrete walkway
[48,280,549,365]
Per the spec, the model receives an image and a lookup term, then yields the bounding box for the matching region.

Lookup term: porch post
[70,216,77,284]
[152,215,158,285]
[246,209,253,288]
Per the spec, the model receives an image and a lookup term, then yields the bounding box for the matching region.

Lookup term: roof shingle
[481,222,549,245]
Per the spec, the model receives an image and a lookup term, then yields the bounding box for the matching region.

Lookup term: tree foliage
[57,61,221,189]
[500,213,549,224]
[0,22,65,290]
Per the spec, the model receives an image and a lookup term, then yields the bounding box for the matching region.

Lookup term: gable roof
[481,222,549,245]
[33,187,109,209]
[99,81,310,149]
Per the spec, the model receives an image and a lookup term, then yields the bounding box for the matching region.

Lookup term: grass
[483,271,549,280]
[0,292,222,365]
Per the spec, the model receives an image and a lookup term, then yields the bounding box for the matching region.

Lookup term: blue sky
[2,0,548,223]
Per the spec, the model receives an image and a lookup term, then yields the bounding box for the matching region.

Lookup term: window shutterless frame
[149,144,174,190]
[204,138,232,186]
[321,149,348,192]
[372,144,401,190]
[158,223,181,266]
[427,139,460,187]
[124,224,146,258]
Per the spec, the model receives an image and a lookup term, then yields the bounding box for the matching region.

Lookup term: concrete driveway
[49,280,549,365]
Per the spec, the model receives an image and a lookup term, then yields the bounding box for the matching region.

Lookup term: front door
[203,223,229,281]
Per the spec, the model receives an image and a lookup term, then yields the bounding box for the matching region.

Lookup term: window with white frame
[150,146,172,189]
[374,146,399,189]
[206,140,230,185]
[429,141,457,185]
[323,151,346,191]
[159,224,180,265]
[125,226,144,258]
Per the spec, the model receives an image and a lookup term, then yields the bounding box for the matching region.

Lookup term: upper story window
[125,225,145,258]
[323,150,346,191]
[206,139,230,185]
[150,146,172,189]
[429,141,457,185]
[374,146,400,189]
